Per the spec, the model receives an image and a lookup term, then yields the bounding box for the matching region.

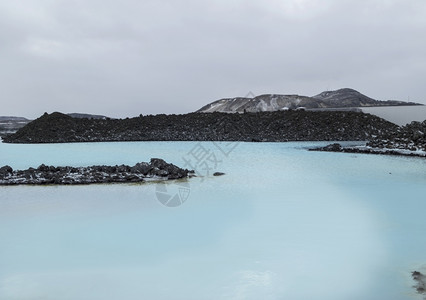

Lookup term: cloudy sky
[1,0,425,119]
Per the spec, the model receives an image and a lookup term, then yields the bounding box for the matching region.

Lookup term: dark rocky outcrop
[412,271,426,296]
[0,114,110,138]
[213,172,225,176]
[367,120,426,152]
[316,143,343,152]
[309,143,426,158]
[309,118,426,157]
[0,165,13,176]
[2,111,399,144]
[0,159,193,185]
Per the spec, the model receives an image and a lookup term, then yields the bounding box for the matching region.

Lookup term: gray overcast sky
[1,0,426,119]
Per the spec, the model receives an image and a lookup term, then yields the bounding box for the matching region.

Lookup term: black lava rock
[0,165,13,177]
[2,111,399,144]
[367,120,426,152]
[213,172,225,176]
[412,271,426,295]
[0,160,192,185]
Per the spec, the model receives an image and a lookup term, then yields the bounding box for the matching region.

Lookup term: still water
[1,141,426,300]
[360,105,426,126]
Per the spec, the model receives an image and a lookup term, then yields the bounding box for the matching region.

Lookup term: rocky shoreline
[309,120,426,158]
[309,143,426,158]
[3,111,425,158]
[0,159,193,185]
[367,120,426,151]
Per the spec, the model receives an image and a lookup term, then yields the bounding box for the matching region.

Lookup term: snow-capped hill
[197,97,251,113]
[252,94,319,111]
[197,88,422,113]
[197,94,318,113]
[312,88,378,107]
[67,113,109,119]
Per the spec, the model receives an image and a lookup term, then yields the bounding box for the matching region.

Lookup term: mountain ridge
[0,117,31,138]
[197,88,422,113]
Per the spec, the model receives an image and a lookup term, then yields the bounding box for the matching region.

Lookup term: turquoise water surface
[1,141,426,300]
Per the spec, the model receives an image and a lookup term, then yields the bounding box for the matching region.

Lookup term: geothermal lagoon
[1,141,425,300]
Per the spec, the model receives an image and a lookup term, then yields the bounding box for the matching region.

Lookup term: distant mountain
[197,95,316,113]
[312,88,416,107]
[67,113,109,119]
[0,116,29,122]
[0,116,31,138]
[196,88,422,113]
[312,88,379,106]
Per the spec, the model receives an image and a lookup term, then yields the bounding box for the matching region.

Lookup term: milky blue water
[1,141,426,300]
